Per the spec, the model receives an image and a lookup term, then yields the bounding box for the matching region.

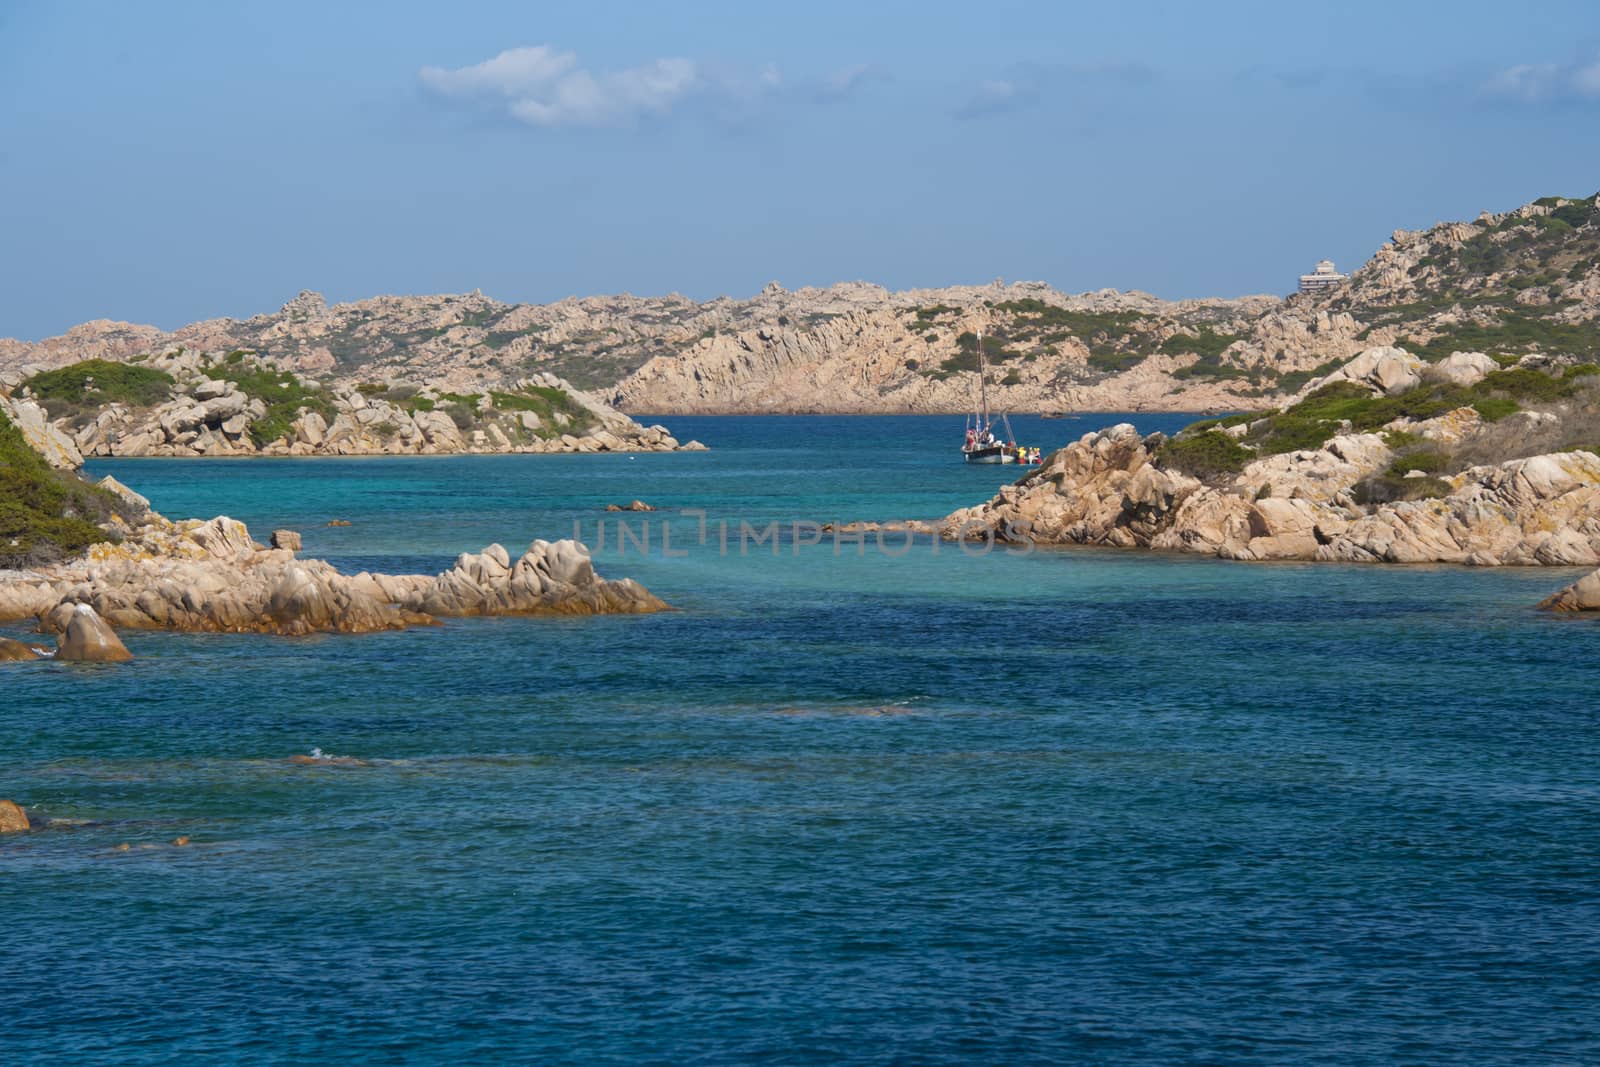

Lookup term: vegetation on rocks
[217,364,336,446]
[1155,429,1254,481]
[23,359,174,423]
[1398,308,1600,364]
[487,384,593,436]
[1228,366,1599,457]
[1332,193,1600,368]
[0,410,126,567]
[1156,356,1600,508]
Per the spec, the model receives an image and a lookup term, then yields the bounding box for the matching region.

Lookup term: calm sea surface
[4,414,1599,1065]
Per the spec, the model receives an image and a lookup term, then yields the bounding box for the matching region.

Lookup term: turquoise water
[5,414,1600,1065]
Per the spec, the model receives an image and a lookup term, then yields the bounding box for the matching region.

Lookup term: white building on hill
[1298,259,1347,295]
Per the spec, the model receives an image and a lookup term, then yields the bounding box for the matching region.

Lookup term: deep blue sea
[5,414,1599,1065]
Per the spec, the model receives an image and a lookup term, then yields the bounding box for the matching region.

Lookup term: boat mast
[977,329,989,432]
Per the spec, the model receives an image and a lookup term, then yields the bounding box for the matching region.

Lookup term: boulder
[270,529,302,552]
[200,392,247,421]
[187,516,258,560]
[1423,351,1499,388]
[56,604,133,662]
[292,410,328,447]
[1538,568,1600,612]
[0,800,31,833]
[1305,346,1423,397]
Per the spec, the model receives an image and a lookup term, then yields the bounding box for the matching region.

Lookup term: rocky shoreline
[0,513,667,659]
[938,347,1600,571]
[943,421,1600,564]
[0,348,704,469]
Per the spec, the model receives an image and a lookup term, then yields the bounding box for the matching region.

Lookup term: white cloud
[421,46,703,128]
[420,45,578,99]
[957,79,1035,119]
[1483,54,1600,103]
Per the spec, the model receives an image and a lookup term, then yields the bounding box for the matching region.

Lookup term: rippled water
[5,415,1599,1064]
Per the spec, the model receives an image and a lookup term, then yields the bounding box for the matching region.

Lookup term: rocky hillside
[0,348,702,463]
[943,346,1600,566]
[2,191,1596,415]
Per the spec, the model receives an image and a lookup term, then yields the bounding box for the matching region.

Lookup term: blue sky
[3,0,1599,339]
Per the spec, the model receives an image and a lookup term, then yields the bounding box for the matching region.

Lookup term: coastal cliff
[941,347,1600,567]
[3,191,1596,417]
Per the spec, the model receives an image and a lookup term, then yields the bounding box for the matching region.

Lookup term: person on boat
[965,428,976,448]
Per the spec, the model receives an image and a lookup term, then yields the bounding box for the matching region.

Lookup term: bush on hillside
[0,410,131,567]
[23,360,174,424]
[1155,429,1254,481]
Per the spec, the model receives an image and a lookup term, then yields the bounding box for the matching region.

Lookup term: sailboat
[961,329,1018,464]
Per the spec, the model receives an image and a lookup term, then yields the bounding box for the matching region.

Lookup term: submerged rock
[0,799,31,833]
[0,637,43,662]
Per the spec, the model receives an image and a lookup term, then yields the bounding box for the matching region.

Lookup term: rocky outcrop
[1539,568,1600,611]
[937,339,1600,566]
[6,347,705,464]
[0,395,83,469]
[2,516,666,639]
[941,426,1600,566]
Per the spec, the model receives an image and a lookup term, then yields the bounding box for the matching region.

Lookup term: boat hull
[962,446,1014,464]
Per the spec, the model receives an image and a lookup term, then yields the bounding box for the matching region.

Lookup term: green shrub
[1352,475,1452,506]
[1155,429,1255,481]
[0,411,132,566]
[23,359,174,420]
[1276,358,1346,395]
[1088,351,1146,375]
[1159,327,1244,360]
[1382,429,1424,451]
[1385,448,1448,477]
[486,386,595,438]
[1471,396,1520,422]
